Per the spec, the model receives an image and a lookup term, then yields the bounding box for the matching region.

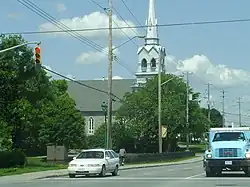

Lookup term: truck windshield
[213,132,246,142]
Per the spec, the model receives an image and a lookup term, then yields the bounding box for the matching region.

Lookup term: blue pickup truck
[203,127,250,177]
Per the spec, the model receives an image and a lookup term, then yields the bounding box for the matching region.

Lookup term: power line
[120,0,142,27]
[17,0,134,75]
[112,6,138,47]
[88,0,135,73]
[41,66,122,102]
[224,112,250,118]
[17,0,103,51]
[3,18,250,36]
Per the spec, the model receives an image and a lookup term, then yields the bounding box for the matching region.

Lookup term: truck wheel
[244,167,250,177]
[216,170,222,177]
[205,167,214,177]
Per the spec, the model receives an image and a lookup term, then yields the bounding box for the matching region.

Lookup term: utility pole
[185,72,191,151]
[222,90,225,127]
[207,83,211,121]
[158,48,163,154]
[107,0,113,149]
[237,97,242,127]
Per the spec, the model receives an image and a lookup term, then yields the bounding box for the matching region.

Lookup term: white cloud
[166,54,250,86]
[7,12,23,20]
[39,11,137,39]
[75,46,120,64]
[56,3,67,13]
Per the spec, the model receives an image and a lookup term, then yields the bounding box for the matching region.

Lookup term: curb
[120,158,203,170]
[35,157,203,179]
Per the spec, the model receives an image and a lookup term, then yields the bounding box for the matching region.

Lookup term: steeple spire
[145,0,159,45]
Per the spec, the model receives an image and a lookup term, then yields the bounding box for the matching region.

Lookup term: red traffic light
[35,46,40,53]
[35,46,41,64]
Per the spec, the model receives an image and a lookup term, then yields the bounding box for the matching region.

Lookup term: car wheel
[112,165,119,176]
[69,174,75,178]
[99,165,106,177]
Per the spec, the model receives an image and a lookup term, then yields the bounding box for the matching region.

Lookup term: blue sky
[2,0,250,125]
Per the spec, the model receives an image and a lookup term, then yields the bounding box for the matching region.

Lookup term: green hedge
[124,152,195,163]
[68,151,195,163]
[0,150,27,168]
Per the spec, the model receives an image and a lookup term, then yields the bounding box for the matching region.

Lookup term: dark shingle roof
[67,79,135,112]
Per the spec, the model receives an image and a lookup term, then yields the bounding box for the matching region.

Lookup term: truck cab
[203,127,250,177]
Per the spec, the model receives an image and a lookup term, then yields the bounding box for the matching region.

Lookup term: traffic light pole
[0,41,41,53]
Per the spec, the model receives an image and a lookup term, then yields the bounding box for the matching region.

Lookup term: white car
[67,148,120,178]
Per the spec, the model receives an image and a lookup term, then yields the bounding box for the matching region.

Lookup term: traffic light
[35,45,41,64]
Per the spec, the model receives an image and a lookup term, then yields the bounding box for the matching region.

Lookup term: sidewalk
[0,156,203,184]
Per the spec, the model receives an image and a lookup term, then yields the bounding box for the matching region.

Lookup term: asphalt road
[5,161,250,187]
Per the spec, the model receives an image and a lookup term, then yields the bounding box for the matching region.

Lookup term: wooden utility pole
[186,72,190,151]
[222,90,225,127]
[107,0,113,149]
[158,49,162,153]
[207,83,211,121]
[237,97,242,127]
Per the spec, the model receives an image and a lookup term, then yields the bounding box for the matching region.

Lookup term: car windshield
[213,132,246,142]
[76,151,104,159]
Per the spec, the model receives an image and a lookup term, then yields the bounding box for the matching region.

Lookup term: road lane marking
[183,168,192,170]
[185,173,205,179]
[40,176,250,181]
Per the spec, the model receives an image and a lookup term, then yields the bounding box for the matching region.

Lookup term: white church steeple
[145,0,159,45]
[131,0,166,91]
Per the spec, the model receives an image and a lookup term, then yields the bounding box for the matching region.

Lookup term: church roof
[67,79,135,112]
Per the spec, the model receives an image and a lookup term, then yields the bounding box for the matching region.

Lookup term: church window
[141,58,147,72]
[151,58,156,71]
[88,117,94,134]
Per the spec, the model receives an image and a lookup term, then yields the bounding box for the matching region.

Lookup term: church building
[67,0,166,135]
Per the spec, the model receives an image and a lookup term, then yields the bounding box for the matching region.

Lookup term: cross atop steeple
[145,0,159,45]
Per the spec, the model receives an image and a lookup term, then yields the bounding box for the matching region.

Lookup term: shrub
[124,151,195,164]
[0,150,27,168]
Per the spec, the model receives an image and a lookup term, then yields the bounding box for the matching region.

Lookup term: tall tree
[201,108,223,128]
[116,74,210,152]
[38,80,86,149]
[0,35,51,150]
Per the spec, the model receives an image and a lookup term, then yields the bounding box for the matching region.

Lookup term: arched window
[141,58,147,72]
[88,117,94,134]
[150,58,156,71]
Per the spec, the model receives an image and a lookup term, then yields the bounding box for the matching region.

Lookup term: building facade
[67,0,166,135]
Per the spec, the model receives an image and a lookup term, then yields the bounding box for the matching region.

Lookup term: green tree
[201,108,223,128]
[116,73,210,152]
[0,35,86,154]
[87,120,135,152]
[38,80,86,149]
[0,35,52,150]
